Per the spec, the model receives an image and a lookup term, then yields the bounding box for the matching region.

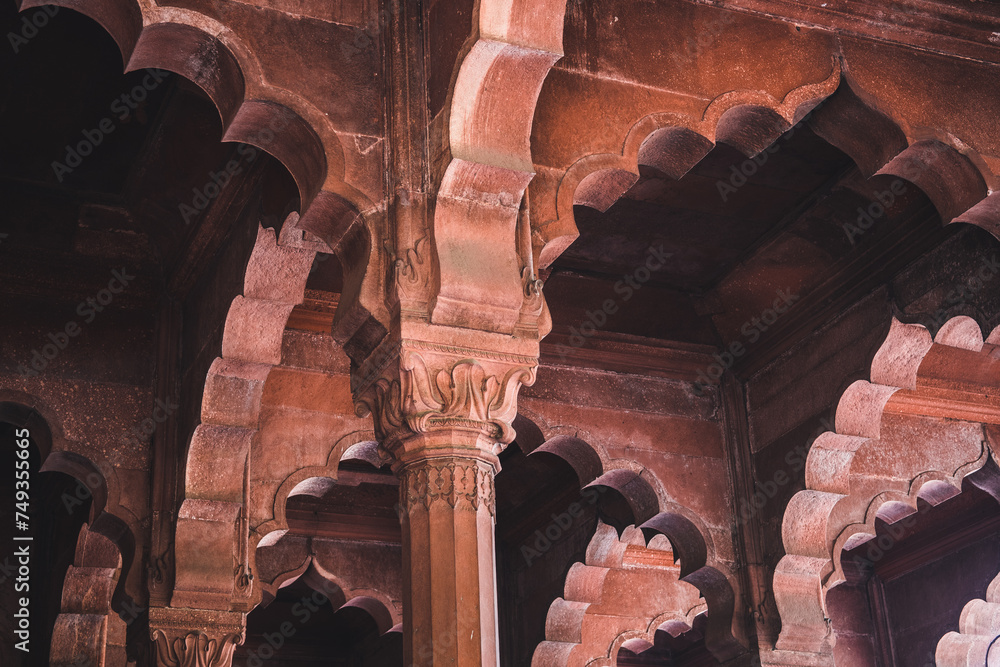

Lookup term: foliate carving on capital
[151,629,243,667]
[401,459,496,516]
[354,341,538,454]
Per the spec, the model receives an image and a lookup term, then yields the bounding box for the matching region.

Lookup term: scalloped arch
[532,67,1000,272]
[254,428,380,549]
[936,570,1000,666]
[514,415,743,661]
[15,0,354,209]
[772,316,1000,662]
[49,523,133,664]
[253,553,401,633]
[0,395,143,604]
[525,429,668,526]
[531,522,740,666]
[534,64,842,270]
[608,607,709,665]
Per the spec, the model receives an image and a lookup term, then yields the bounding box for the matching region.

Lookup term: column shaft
[399,453,498,667]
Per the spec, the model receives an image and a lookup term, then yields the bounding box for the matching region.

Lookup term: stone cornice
[700,0,1000,65]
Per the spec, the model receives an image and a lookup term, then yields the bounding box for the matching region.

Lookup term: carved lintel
[354,337,538,463]
[149,608,245,667]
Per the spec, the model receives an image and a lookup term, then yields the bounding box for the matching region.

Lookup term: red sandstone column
[396,437,499,667]
[356,340,536,667]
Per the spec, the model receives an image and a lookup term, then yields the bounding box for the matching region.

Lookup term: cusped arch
[254,542,401,630]
[772,316,1000,663]
[254,429,381,550]
[516,417,712,548]
[936,570,1000,667]
[50,523,131,665]
[172,222,316,610]
[533,64,842,270]
[306,559,400,632]
[17,0,349,207]
[518,417,744,662]
[430,0,568,331]
[174,194,374,611]
[806,81,997,235]
[526,428,667,528]
[17,0,142,61]
[532,522,737,666]
[0,397,143,614]
[532,68,1000,273]
[641,512,743,662]
[607,608,709,666]
[0,397,58,460]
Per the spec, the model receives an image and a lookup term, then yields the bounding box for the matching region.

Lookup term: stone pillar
[148,608,244,667]
[356,338,536,667]
[398,439,499,666]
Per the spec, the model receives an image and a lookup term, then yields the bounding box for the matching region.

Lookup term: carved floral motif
[151,629,243,667]
[355,340,537,458]
[400,459,497,516]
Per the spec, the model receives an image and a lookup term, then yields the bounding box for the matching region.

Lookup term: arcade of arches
[2,0,1000,666]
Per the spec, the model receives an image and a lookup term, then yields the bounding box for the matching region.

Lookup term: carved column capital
[354,334,537,466]
[149,608,245,667]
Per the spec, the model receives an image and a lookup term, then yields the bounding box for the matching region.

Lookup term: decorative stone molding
[152,631,243,667]
[354,337,538,463]
[392,235,429,305]
[529,71,1000,273]
[400,457,497,517]
[49,525,123,667]
[149,608,245,667]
